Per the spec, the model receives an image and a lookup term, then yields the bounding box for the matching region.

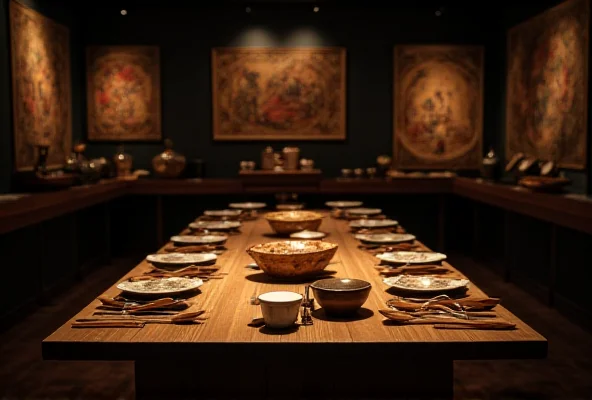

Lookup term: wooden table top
[43,213,547,361]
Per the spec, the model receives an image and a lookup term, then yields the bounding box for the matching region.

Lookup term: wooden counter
[42,215,546,399]
[0,179,129,235]
[2,176,591,236]
[453,177,592,235]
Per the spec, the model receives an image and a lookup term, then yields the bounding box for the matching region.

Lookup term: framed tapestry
[9,0,71,171]
[393,45,483,170]
[211,47,346,140]
[506,0,589,169]
[86,46,161,141]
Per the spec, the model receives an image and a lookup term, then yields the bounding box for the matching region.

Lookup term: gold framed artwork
[393,45,484,170]
[9,0,71,171]
[211,47,346,141]
[506,0,589,169]
[86,46,161,141]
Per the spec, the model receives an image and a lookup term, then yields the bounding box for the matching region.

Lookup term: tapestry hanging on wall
[211,47,346,140]
[87,46,161,141]
[393,45,484,170]
[506,0,589,169]
[9,0,71,171]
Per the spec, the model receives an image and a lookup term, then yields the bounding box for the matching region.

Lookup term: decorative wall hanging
[212,47,346,140]
[506,0,589,169]
[9,0,72,171]
[393,45,483,170]
[86,46,161,141]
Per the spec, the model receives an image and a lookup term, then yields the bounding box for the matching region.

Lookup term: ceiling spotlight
[313,6,319,12]
[245,6,251,13]
[120,9,127,15]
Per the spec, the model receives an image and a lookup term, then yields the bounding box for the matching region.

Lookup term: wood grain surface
[43,213,546,362]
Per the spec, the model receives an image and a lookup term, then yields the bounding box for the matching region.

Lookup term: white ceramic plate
[117,277,204,295]
[376,251,447,264]
[229,202,267,210]
[349,219,399,229]
[325,201,363,208]
[146,253,217,266]
[171,235,228,245]
[290,230,327,239]
[204,209,242,217]
[383,275,469,293]
[355,233,415,244]
[277,203,304,211]
[189,220,242,230]
[347,208,382,216]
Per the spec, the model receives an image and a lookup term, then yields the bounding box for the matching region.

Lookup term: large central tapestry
[506,0,589,169]
[212,47,346,140]
[9,0,71,171]
[393,45,483,170]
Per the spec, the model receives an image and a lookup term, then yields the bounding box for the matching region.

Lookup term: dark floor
[0,255,591,399]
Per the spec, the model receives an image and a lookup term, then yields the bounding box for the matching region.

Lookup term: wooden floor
[0,254,591,399]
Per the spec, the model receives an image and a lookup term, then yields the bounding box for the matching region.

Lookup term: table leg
[156,195,163,248]
[135,358,452,399]
[437,194,446,252]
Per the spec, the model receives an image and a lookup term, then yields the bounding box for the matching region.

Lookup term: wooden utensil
[379,309,515,330]
[75,310,207,326]
[71,320,145,328]
[387,296,500,311]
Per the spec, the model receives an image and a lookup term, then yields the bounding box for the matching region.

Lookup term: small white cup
[258,291,303,329]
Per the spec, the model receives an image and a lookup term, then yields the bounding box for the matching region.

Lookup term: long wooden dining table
[43,212,547,399]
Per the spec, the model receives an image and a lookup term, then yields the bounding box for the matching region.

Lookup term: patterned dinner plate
[376,251,447,264]
[117,277,204,295]
[189,220,242,230]
[325,201,363,208]
[355,233,415,244]
[347,208,382,216]
[171,235,228,245]
[204,209,243,217]
[383,275,469,293]
[349,219,399,229]
[146,253,217,266]
[229,202,267,209]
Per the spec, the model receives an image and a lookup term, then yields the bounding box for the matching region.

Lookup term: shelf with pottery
[42,207,546,399]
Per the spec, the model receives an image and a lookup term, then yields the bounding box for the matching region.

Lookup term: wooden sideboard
[2,177,590,236]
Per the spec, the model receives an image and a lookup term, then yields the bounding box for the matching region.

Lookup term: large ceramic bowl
[264,211,323,235]
[247,240,338,279]
[310,278,372,316]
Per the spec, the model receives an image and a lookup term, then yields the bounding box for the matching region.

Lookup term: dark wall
[0,0,83,193]
[79,3,498,178]
[0,0,12,193]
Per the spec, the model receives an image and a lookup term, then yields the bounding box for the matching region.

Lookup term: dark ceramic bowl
[310,278,372,316]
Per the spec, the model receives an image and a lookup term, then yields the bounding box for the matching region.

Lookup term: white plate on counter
[204,209,242,217]
[355,233,415,244]
[146,253,217,267]
[229,202,267,210]
[325,201,363,208]
[171,235,228,245]
[290,230,327,239]
[376,251,447,264]
[189,220,242,230]
[349,219,399,229]
[346,208,382,216]
[383,275,469,293]
[117,277,204,295]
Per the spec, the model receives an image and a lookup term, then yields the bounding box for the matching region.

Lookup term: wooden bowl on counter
[310,278,372,316]
[264,211,323,235]
[246,240,338,279]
